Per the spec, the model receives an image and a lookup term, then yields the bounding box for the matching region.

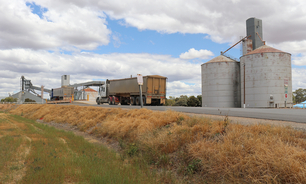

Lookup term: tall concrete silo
[240,45,292,108]
[201,55,241,108]
[246,17,264,50]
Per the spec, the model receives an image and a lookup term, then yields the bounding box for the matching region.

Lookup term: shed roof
[82,88,97,92]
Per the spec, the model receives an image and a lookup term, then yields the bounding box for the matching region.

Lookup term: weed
[157,154,169,166]
[177,116,185,125]
[118,138,126,149]
[10,166,20,170]
[127,143,139,157]
[186,159,201,174]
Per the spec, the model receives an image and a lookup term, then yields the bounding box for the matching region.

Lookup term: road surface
[71,102,306,123]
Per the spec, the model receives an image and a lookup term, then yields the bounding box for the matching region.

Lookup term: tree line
[1,97,36,103]
[165,95,202,107]
[165,88,306,107]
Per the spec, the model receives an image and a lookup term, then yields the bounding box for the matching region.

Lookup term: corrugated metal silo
[201,55,241,107]
[240,45,292,108]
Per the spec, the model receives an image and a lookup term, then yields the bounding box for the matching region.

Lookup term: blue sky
[26,2,241,60]
[1,0,306,98]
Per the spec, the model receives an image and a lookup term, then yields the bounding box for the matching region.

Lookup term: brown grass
[4,104,306,183]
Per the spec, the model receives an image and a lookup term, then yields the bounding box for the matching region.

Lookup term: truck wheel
[136,97,140,106]
[108,97,112,105]
[142,96,146,106]
[113,96,117,105]
[111,96,115,105]
[130,97,136,105]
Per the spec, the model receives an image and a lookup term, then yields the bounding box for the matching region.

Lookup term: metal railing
[0,102,44,104]
[221,53,240,62]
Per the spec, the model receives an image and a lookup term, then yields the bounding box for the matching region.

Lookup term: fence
[0,102,44,104]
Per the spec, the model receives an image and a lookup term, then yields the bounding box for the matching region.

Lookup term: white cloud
[23,0,306,48]
[292,67,306,90]
[112,32,122,48]
[292,55,306,66]
[180,48,214,60]
[0,0,111,50]
[167,81,201,97]
[2,0,306,98]
[0,49,201,97]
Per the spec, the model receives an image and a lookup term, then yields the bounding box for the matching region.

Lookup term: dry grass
[0,104,16,111]
[4,104,306,183]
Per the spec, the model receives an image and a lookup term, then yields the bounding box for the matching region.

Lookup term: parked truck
[50,87,74,101]
[96,75,167,106]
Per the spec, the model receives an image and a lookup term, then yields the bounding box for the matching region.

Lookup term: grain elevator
[201,18,292,108]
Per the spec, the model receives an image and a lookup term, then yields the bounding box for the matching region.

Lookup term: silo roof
[245,45,289,55]
[204,55,236,64]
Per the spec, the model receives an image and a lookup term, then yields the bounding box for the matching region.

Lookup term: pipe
[256,32,265,45]
[243,63,246,108]
[222,35,251,55]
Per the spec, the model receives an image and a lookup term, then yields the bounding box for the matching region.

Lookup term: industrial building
[13,75,104,104]
[201,18,292,108]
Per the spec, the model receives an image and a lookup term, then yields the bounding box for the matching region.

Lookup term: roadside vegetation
[1,97,17,103]
[293,88,306,104]
[165,95,202,107]
[0,109,157,183]
[2,104,306,183]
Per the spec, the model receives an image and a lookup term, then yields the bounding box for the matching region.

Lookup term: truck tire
[136,97,140,106]
[130,97,136,105]
[111,96,116,105]
[142,96,146,106]
[108,97,112,105]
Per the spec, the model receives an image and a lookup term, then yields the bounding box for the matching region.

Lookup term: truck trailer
[96,75,167,106]
[51,87,74,101]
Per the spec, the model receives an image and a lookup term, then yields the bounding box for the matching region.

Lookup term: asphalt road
[70,102,306,124]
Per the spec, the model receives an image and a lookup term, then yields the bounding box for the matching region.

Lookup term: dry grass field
[1,104,306,183]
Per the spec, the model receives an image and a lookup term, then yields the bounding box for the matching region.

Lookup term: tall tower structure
[246,18,263,50]
[61,75,70,87]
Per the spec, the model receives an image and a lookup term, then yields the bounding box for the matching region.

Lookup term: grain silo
[240,45,292,108]
[201,55,240,107]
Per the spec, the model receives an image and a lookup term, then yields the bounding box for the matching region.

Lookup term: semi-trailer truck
[96,75,167,106]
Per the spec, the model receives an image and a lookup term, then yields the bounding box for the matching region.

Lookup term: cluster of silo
[201,17,292,108]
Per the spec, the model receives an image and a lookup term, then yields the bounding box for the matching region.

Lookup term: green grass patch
[0,114,157,184]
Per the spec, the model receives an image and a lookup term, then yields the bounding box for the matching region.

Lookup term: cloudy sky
[1,0,306,98]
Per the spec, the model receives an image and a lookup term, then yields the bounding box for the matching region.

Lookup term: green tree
[0,97,17,102]
[197,95,202,107]
[174,95,188,106]
[24,98,36,103]
[293,88,306,104]
[187,96,200,107]
[165,96,176,106]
